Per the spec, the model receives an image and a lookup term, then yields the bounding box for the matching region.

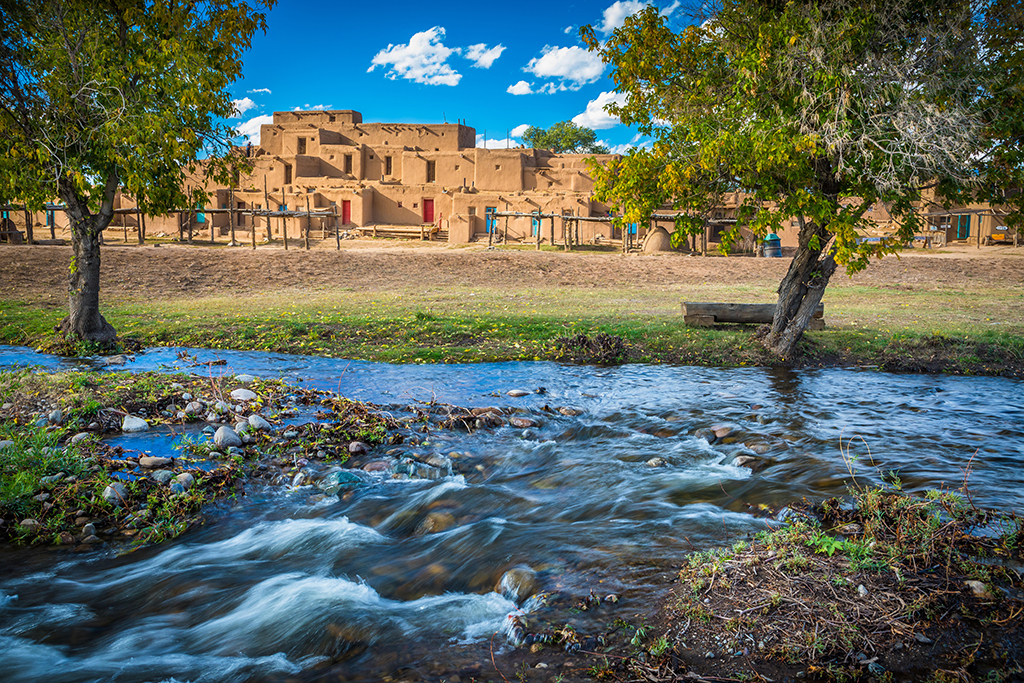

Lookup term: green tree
[0,0,273,344]
[583,0,1024,358]
[521,120,609,154]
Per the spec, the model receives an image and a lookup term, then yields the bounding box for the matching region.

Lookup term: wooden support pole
[140,209,146,245]
[535,212,541,250]
[304,195,311,250]
[563,215,568,251]
[282,188,288,250]
[549,215,555,249]
[229,184,236,246]
[23,207,33,244]
[335,206,341,250]
[487,213,493,246]
[263,176,271,243]
[122,211,128,243]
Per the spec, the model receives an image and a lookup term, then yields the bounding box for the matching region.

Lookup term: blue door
[485,207,497,233]
[956,215,971,239]
[627,222,638,235]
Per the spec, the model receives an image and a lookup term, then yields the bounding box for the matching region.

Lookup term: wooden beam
[682,302,825,326]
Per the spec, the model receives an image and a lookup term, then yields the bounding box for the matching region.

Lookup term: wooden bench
[682,302,825,329]
[357,224,439,240]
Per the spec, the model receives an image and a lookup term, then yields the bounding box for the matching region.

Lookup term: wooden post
[304,195,311,250]
[210,200,215,244]
[228,185,236,246]
[140,209,147,245]
[23,207,33,244]
[250,204,256,250]
[535,211,541,250]
[263,176,271,243]
[487,213,493,246]
[51,211,56,240]
[549,215,555,249]
[503,202,508,244]
[562,214,568,251]
[282,188,288,250]
[335,208,341,250]
[122,211,128,242]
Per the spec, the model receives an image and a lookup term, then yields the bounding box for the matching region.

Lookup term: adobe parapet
[273,110,363,125]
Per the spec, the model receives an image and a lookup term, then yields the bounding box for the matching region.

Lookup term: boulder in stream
[121,416,149,433]
[214,426,243,449]
[317,469,364,495]
[248,414,272,432]
[497,565,537,604]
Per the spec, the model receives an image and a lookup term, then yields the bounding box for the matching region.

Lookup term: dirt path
[3,241,1023,303]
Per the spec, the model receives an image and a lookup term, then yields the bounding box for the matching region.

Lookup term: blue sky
[230,0,685,153]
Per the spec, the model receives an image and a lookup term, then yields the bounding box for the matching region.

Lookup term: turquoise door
[485,207,497,233]
[956,215,971,239]
[531,214,540,236]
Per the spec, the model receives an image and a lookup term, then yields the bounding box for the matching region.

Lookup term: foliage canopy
[522,120,609,154]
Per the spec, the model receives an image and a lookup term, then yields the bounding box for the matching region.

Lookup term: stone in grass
[230,388,257,402]
[151,470,174,485]
[234,374,255,385]
[184,401,203,415]
[174,472,195,490]
[121,416,150,433]
[103,482,128,506]
[248,414,272,432]
[71,432,92,444]
[348,441,370,455]
[20,519,42,533]
[49,409,63,425]
[214,426,242,449]
[0,440,14,451]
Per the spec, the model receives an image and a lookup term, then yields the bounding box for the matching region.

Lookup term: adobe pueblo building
[204,109,619,244]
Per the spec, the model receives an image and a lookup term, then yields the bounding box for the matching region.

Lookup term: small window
[455,164,460,171]
[468,207,476,216]
[368,154,374,160]
[413,202,418,209]
[297,137,306,154]
[329,115,336,123]
[426,160,436,183]
[385,156,393,176]
[398,202,403,208]
[344,155,352,174]
[495,165,501,170]
[278,204,287,211]
[329,155,334,160]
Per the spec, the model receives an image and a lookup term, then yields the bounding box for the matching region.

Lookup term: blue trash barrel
[764,233,782,257]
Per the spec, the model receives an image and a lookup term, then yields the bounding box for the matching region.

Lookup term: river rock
[476,412,504,428]
[425,454,452,470]
[746,442,772,455]
[248,414,272,432]
[184,401,203,415]
[283,430,299,439]
[139,456,173,469]
[40,473,65,485]
[58,531,75,545]
[230,388,257,402]
[212,400,230,414]
[731,455,758,468]
[121,416,149,433]
[151,470,174,485]
[363,460,391,473]
[214,426,242,449]
[558,407,580,416]
[82,535,102,544]
[693,428,717,444]
[509,417,538,429]
[507,389,530,397]
[646,457,667,467]
[174,472,195,490]
[348,441,370,455]
[201,425,216,435]
[103,482,128,506]
[0,440,13,451]
[497,565,537,603]
[317,469,364,495]
[965,580,994,599]
[712,425,733,439]
[417,511,456,535]
[48,409,63,425]
[82,523,96,536]
[234,374,255,385]
[20,518,42,533]
[169,482,186,495]
[181,392,192,400]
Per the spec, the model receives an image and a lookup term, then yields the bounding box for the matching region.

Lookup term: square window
[468,207,476,216]
[413,203,418,209]
[398,202,403,208]
[495,165,500,170]
[455,164,460,171]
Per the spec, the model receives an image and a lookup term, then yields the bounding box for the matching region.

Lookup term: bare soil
[2,240,1023,302]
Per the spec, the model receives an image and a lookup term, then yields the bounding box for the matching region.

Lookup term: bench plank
[682,302,824,324]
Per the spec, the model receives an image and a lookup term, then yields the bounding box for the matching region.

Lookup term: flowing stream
[1,346,1022,682]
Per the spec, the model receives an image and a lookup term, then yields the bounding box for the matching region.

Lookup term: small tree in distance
[522,121,609,154]
[0,0,274,347]
[582,0,1024,359]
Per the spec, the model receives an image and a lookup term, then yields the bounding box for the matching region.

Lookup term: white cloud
[524,45,604,90]
[304,104,333,110]
[368,26,462,86]
[660,0,680,16]
[510,124,530,137]
[506,80,534,95]
[465,43,505,69]
[235,114,273,144]
[600,1,647,34]
[231,97,257,117]
[539,82,568,94]
[564,25,574,34]
[248,87,272,95]
[600,139,652,154]
[572,91,628,130]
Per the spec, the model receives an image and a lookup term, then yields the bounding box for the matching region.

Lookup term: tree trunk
[57,175,117,344]
[763,217,837,359]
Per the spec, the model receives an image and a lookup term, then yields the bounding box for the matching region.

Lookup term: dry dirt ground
[2,240,1023,301]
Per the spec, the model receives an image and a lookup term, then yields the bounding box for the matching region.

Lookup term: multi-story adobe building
[2,108,1017,250]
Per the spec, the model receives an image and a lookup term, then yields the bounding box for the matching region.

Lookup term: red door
[423,199,434,223]
[342,200,351,225]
